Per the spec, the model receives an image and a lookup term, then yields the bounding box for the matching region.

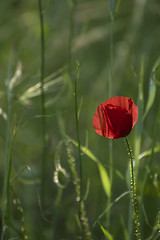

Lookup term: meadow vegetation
[0,0,160,239]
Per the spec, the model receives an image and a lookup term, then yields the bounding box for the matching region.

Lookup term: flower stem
[125,137,141,240]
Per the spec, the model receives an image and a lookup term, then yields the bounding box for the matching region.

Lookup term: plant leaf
[115,0,122,13]
[98,163,111,198]
[138,144,160,160]
[9,61,22,90]
[100,224,113,240]
[143,59,160,121]
[65,134,111,198]
[152,57,160,86]
[93,191,130,227]
[143,79,156,120]
[153,65,160,85]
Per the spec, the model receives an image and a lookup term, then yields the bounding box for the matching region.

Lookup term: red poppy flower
[93,96,138,139]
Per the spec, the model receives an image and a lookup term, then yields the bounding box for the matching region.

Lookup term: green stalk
[125,137,141,240]
[74,61,83,216]
[68,0,76,75]
[109,13,114,98]
[68,1,85,235]
[74,62,85,237]
[140,103,160,230]
[106,0,114,230]
[1,54,13,240]
[51,188,63,239]
[129,58,144,239]
[134,58,144,178]
[66,141,92,240]
[38,0,47,205]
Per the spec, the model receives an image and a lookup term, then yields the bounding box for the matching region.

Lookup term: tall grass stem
[141,104,160,200]
[38,0,47,206]
[140,102,160,237]
[66,141,92,240]
[74,61,83,217]
[68,0,76,75]
[1,53,13,240]
[107,1,114,229]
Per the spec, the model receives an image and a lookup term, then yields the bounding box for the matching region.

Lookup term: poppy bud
[93,96,138,139]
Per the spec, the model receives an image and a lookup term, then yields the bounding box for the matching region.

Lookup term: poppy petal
[93,96,138,139]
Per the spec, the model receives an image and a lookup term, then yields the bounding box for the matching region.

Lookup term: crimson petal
[93,96,138,139]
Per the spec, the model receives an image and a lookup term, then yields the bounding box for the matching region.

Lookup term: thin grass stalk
[66,141,92,240]
[1,54,13,240]
[80,201,92,240]
[38,0,47,206]
[106,0,114,230]
[109,7,114,98]
[127,199,133,239]
[51,188,63,239]
[68,2,86,235]
[74,62,87,239]
[125,137,141,240]
[135,58,144,178]
[140,102,160,235]
[74,61,83,210]
[129,58,144,240]
[93,191,130,227]
[11,185,28,240]
[68,0,76,75]
[140,104,160,199]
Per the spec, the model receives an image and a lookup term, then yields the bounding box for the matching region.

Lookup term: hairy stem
[74,61,83,205]
[67,141,92,240]
[125,137,141,240]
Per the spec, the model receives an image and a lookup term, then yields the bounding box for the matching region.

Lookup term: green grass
[0,0,160,239]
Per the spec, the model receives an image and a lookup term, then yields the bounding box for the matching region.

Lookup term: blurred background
[0,0,160,239]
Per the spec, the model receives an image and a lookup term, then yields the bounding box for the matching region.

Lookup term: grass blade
[65,134,111,198]
[100,224,113,240]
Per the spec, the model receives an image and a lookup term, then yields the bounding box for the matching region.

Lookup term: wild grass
[38,0,47,208]
[0,0,160,239]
